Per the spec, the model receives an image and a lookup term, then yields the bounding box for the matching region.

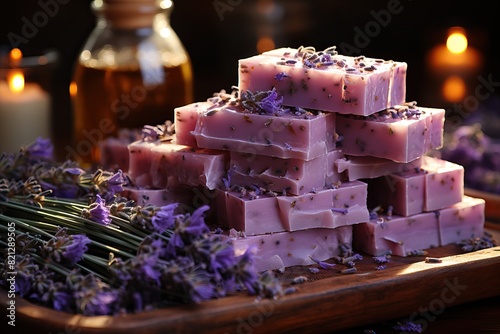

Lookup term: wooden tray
[2,226,499,334]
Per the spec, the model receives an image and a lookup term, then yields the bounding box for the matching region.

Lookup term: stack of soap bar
[238,46,407,115]
[353,196,485,256]
[336,104,445,163]
[96,45,487,270]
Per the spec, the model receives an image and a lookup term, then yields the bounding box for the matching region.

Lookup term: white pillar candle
[0,77,51,153]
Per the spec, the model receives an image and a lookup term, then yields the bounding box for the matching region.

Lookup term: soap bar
[229,225,353,272]
[229,150,343,195]
[127,140,161,187]
[174,101,212,147]
[99,128,142,171]
[422,156,464,211]
[366,156,464,216]
[366,168,426,217]
[238,47,407,116]
[336,105,445,163]
[277,180,369,230]
[215,180,368,235]
[149,142,228,190]
[336,155,423,181]
[215,188,287,235]
[353,211,440,257]
[192,104,337,160]
[122,186,193,211]
[438,196,485,246]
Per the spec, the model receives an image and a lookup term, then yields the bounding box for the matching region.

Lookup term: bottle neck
[92,0,171,30]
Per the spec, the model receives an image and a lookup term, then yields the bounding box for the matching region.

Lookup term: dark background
[1,0,499,158]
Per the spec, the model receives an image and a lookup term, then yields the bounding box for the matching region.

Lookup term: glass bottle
[71,0,193,165]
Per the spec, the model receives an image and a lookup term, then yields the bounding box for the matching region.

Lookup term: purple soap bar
[122,186,193,210]
[277,180,369,230]
[229,150,340,195]
[422,156,464,211]
[366,157,464,216]
[438,196,485,246]
[353,211,440,257]
[366,168,427,217]
[174,101,213,147]
[192,103,337,160]
[336,155,423,181]
[149,142,228,190]
[238,47,407,116]
[99,128,141,171]
[229,225,353,271]
[127,139,161,187]
[336,105,445,163]
[215,188,287,235]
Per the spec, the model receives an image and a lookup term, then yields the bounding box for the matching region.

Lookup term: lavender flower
[392,320,423,333]
[142,124,164,142]
[166,206,210,255]
[72,273,119,316]
[42,281,74,312]
[256,88,284,114]
[373,255,390,264]
[63,234,91,265]
[207,242,237,280]
[24,137,54,160]
[151,203,179,233]
[84,194,112,225]
[274,72,290,81]
[309,256,336,269]
[231,248,258,294]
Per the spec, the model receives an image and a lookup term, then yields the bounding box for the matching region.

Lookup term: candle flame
[8,71,25,93]
[446,27,468,54]
[9,48,23,67]
[69,81,78,97]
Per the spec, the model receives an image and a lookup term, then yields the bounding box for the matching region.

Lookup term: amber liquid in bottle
[71,60,193,164]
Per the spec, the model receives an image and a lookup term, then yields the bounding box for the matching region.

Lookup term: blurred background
[1,0,499,157]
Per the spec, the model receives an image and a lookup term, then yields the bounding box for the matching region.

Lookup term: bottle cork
[93,0,162,29]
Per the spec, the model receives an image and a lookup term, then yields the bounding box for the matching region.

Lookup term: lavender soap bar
[336,104,445,163]
[149,142,228,190]
[238,46,407,116]
[230,149,344,195]
[336,155,423,181]
[353,211,440,257]
[228,225,353,272]
[192,103,337,161]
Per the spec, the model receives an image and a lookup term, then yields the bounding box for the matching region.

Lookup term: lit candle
[427,26,483,76]
[0,49,51,153]
[426,26,483,103]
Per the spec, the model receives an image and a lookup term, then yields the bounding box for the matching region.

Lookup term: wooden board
[3,226,500,334]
